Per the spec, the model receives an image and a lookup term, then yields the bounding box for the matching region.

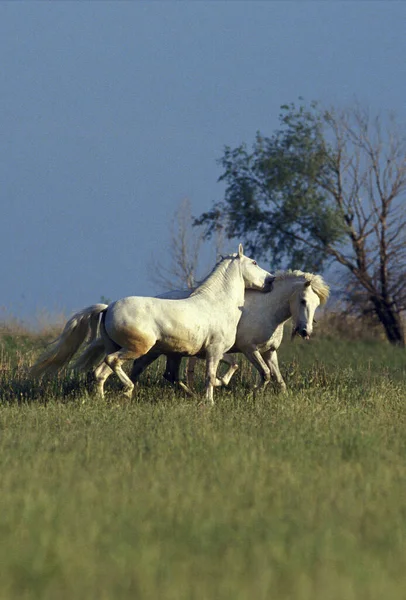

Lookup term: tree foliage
[196,102,347,271]
[195,101,406,346]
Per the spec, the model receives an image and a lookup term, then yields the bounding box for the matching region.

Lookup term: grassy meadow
[0,319,405,600]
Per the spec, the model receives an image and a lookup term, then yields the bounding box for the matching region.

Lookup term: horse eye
[300,299,306,306]
[252,261,257,265]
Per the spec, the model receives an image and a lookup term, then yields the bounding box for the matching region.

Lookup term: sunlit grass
[0,336,405,599]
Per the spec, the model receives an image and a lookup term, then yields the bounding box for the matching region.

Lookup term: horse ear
[238,243,244,257]
[304,280,311,288]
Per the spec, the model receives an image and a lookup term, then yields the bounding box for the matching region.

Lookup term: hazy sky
[1,1,405,321]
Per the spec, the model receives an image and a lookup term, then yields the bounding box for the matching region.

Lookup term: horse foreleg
[163,354,182,384]
[177,380,195,397]
[242,348,271,390]
[186,354,237,390]
[218,353,239,387]
[205,351,223,405]
[261,349,287,392]
[165,355,195,396]
[187,355,225,389]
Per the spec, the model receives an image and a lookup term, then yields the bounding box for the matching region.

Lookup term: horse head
[237,244,274,292]
[290,280,322,340]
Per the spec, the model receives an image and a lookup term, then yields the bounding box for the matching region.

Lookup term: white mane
[274,270,330,305]
[190,254,238,298]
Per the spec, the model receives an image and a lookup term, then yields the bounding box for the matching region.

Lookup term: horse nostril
[265,275,275,290]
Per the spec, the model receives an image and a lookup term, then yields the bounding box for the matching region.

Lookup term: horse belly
[155,321,205,355]
[235,321,282,354]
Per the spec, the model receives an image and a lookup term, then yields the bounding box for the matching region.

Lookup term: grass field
[0,334,405,599]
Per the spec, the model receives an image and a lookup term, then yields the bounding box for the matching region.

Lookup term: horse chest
[259,328,284,353]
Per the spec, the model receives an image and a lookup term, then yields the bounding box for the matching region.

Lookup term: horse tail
[30,304,108,377]
[73,338,107,372]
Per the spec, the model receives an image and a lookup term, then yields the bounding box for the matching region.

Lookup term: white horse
[31,245,273,404]
[129,270,330,392]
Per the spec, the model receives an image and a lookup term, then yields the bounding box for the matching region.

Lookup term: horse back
[104,295,241,356]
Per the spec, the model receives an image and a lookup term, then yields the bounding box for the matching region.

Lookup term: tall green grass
[0,335,405,599]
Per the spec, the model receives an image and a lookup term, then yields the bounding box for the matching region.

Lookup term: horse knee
[206,373,217,387]
[105,355,118,369]
[163,369,177,384]
[262,367,271,382]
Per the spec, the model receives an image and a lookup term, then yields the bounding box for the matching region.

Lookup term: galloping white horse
[32,245,273,404]
[130,270,330,392]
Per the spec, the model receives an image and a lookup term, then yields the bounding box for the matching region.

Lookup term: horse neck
[267,276,303,324]
[191,258,244,304]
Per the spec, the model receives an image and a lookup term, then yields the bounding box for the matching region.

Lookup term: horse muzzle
[263,274,275,292]
[292,326,311,341]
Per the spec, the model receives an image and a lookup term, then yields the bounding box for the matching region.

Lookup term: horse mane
[274,270,330,305]
[189,253,238,297]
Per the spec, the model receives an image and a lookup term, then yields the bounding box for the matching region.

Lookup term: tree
[150,198,225,292]
[195,101,406,346]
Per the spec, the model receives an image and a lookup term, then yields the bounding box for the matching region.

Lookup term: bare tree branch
[148,198,206,292]
[322,107,406,344]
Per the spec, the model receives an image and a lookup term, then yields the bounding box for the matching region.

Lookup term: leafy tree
[195,101,406,346]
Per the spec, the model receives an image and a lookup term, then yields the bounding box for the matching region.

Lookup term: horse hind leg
[105,337,155,398]
[91,326,121,398]
[261,349,287,392]
[243,348,272,391]
[94,361,113,398]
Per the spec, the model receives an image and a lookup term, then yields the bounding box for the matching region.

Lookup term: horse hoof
[197,400,213,410]
[178,381,195,397]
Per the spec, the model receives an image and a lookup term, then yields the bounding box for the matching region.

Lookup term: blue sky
[1,1,405,321]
